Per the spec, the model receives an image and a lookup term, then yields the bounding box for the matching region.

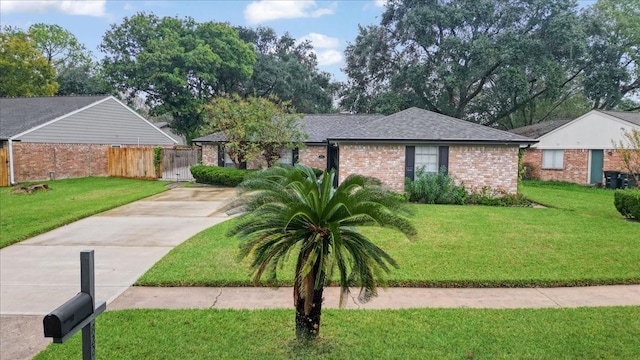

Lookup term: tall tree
[202,94,306,168]
[0,27,58,97]
[341,0,585,128]
[100,13,256,143]
[28,23,109,96]
[230,165,417,340]
[235,26,336,113]
[582,0,640,110]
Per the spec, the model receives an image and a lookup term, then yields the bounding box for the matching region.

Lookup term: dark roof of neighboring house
[599,110,640,126]
[508,119,573,139]
[0,95,110,139]
[192,113,386,144]
[152,121,184,145]
[330,107,536,144]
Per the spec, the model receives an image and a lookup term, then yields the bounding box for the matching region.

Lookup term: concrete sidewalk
[109,285,640,310]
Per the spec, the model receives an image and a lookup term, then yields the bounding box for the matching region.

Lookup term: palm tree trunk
[295,286,324,340]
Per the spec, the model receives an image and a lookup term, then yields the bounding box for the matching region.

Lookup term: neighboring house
[194,107,536,194]
[153,121,186,145]
[510,110,640,185]
[0,95,178,184]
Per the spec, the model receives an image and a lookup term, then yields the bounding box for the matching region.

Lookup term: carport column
[80,250,96,360]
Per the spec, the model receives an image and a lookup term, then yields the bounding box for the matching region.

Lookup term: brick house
[194,107,536,194]
[0,95,178,184]
[510,110,640,185]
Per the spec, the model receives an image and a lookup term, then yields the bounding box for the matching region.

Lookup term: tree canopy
[100,13,256,143]
[0,27,58,97]
[202,94,306,168]
[235,26,337,114]
[341,0,587,129]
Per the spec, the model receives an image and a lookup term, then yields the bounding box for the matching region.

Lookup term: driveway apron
[0,186,237,359]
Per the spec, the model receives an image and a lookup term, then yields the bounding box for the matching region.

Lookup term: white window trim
[542,149,564,170]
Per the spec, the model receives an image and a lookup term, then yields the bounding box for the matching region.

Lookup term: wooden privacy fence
[0,148,8,187]
[161,148,200,181]
[108,147,157,179]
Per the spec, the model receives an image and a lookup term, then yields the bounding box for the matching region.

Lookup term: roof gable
[0,95,110,139]
[330,107,535,143]
[598,110,640,127]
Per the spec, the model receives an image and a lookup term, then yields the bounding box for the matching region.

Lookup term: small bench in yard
[13,184,50,194]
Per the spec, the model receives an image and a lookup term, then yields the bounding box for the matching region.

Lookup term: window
[542,150,564,169]
[415,146,439,173]
[278,148,293,166]
[223,152,235,168]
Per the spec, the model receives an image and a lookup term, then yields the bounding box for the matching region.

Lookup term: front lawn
[0,177,169,248]
[138,181,640,287]
[35,306,640,359]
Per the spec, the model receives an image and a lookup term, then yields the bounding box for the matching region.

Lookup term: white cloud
[1,0,106,16]
[244,0,335,24]
[299,33,339,49]
[316,49,342,66]
[374,0,389,7]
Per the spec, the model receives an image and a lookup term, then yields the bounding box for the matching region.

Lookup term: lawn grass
[138,181,640,287]
[35,306,640,359]
[0,177,169,248]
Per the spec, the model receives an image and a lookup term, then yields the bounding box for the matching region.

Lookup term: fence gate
[162,148,200,182]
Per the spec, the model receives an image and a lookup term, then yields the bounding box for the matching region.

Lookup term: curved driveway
[0,186,237,359]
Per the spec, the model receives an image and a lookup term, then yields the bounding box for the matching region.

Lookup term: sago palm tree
[229,164,417,340]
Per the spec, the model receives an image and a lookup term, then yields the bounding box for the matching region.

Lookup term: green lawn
[35,306,640,359]
[0,177,169,248]
[138,181,640,287]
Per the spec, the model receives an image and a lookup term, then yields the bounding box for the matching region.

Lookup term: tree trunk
[294,287,324,340]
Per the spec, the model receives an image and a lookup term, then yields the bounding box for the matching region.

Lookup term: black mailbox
[43,292,93,339]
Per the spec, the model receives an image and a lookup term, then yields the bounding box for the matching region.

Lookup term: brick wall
[522,148,628,184]
[12,143,110,182]
[448,145,519,194]
[202,144,217,166]
[339,144,406,192]
[298,145,327,170]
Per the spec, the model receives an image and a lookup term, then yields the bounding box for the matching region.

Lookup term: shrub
[405,167,467,205]
[190,165,253,187]
[614,189,640,220]
[466,187,532,207]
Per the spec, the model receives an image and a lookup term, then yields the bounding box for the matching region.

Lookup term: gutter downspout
[8,138,15,185]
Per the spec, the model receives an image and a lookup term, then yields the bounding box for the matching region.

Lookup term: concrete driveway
[0,186,237,359]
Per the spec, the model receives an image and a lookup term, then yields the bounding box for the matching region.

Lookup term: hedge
[190,165,253,187]
[614,189,640,221]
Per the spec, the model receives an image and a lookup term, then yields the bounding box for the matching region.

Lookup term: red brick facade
[298,145,327,170]
[448,145,519,194]
[12,143,110,182]
[339,144,406,192]
[522,148,627,184]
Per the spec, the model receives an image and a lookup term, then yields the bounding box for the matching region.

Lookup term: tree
[235,26,337,113]
[100,13,256,143]
[341,0,585,128]
[202,94,306,168]
[613,128,640,187]
[229,165,417,340]
[0,27,58,96]
[582,0,640,110]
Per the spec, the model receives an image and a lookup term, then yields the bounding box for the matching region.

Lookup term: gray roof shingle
[0,95,110,139]
[192,113,386,144]
[331,107,536,143]
[509,119,573,139]
[599,110,640,126]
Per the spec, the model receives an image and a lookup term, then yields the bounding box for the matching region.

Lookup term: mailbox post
[44,250,106,360]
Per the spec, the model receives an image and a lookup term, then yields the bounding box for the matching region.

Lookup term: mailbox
[44,292,93,339]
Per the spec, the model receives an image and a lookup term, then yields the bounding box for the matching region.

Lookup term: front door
[327,145,339,187]
[590,149,604,184]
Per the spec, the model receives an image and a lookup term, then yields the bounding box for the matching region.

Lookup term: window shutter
[439,146,449,174]
[292,148,299,165]
[217,144,224,167]
[405,146,415,180]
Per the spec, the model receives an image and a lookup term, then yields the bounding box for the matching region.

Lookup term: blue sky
[1,0,598,82]
[0,0,389,82]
